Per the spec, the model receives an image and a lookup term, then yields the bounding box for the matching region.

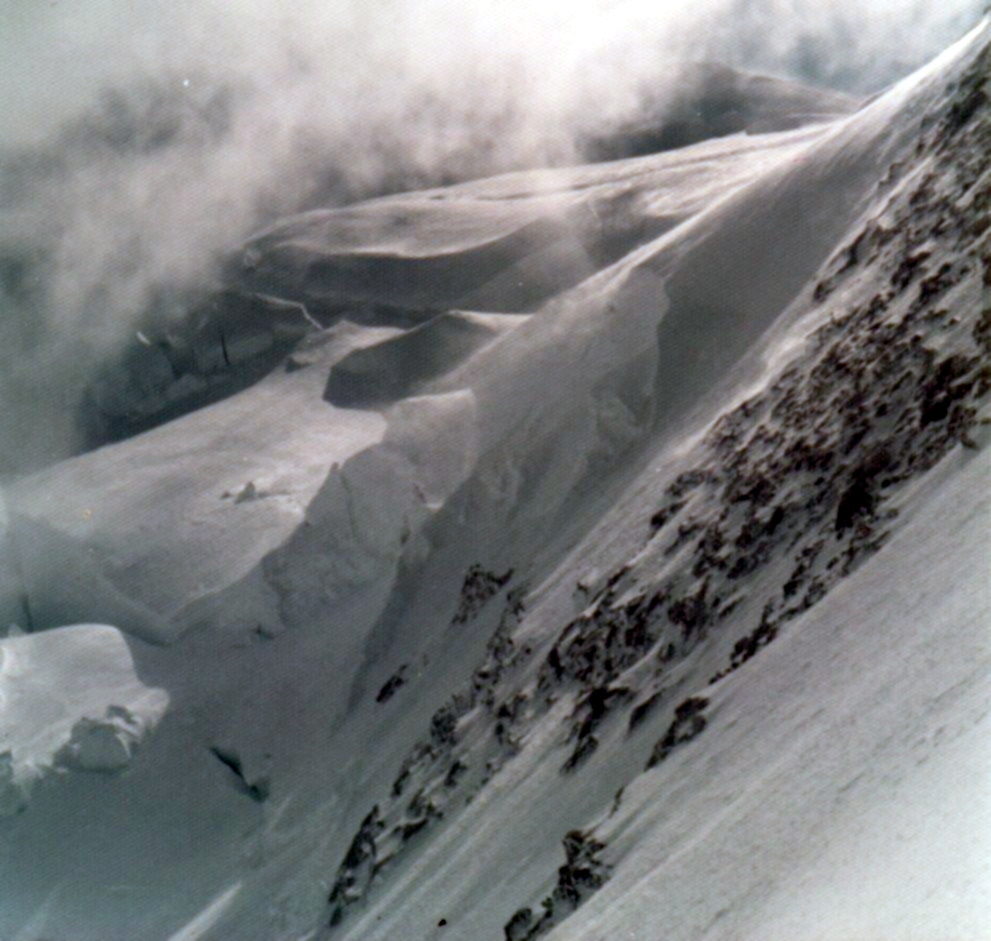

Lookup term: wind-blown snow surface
[1,20,989,941]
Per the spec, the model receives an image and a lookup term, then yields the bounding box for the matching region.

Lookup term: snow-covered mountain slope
[86,118,828,449]
[0,17,988,941]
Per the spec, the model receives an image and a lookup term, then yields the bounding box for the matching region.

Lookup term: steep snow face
[312,20,991,940]
[309,23,991,938]
[0,18,989,941]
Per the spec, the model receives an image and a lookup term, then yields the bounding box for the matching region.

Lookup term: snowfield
[0,17,989,941]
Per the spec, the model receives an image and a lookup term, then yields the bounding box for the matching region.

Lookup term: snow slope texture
[0,16,988,941]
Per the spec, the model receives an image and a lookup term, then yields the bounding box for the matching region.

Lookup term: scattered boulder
[55,705,143,774]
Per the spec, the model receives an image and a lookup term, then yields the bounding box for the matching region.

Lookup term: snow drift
[0,624,168,815]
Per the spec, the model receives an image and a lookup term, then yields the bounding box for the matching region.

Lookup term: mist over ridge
[0,0,985,471]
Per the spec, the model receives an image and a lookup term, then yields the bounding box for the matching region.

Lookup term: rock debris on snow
[1,18,990,941]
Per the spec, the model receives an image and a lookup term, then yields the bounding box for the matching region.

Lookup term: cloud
[0,0,984,471]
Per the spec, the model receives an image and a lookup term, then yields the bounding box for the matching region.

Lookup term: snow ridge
[318,30,990,939]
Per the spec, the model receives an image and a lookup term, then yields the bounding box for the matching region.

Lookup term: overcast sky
[2,0,984,146]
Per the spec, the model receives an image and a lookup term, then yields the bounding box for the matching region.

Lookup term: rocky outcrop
[645,696,709,769]
[503,829,612,940]
[328,807,385,927]
[451,565,514,627]
[325,585,528,930]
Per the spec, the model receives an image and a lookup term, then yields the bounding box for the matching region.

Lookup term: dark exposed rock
[208,747,269,803]
[649,498,686,532]
[974,307,991,356]
[429,705,460,748]
[495,693,530,747]
[563,685,632,772]
[943,79,988,135]
[919,354,979,426]
[890,250,932,291]
[328,806,384,926]
[729,602,779,671]
[375,665,408,704]
[667,579,713,638]
[555,830,610,907]
[835,477,876,534]
[505,907,536,941]
[562,734,600,773]
[444,760,468,789]
[451,565,514,626]
[646,697,709,769]
[326,585,532,930]
[502,829,611,940]
[396,817,431,842]
[914,262,956,309]
[628,690,664,731]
